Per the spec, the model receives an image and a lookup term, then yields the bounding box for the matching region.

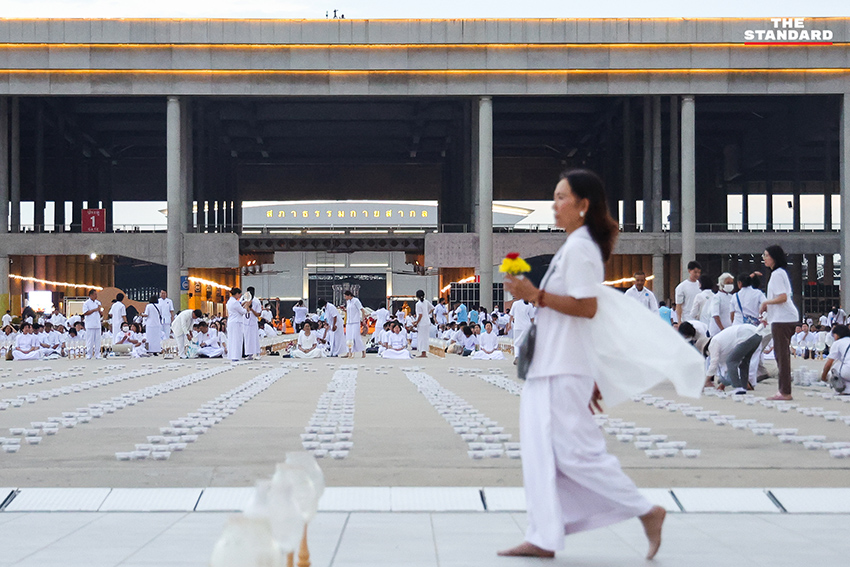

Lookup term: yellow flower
[499,253,531,275]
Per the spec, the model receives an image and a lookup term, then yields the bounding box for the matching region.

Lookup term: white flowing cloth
[144,304,162,354]
[587,284,705,407]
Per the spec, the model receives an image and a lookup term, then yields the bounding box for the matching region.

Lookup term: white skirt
[520,374,652,551]
[381,349,412,359]
[471,350,505,360]
[146,324,162,353]
[292,348,324,358]
[346,323,364,353]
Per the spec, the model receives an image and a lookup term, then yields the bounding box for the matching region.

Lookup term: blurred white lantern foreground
[280,452,326,567]
[209,515,283,567]
[247,479,305,559]
[285,452,325,499]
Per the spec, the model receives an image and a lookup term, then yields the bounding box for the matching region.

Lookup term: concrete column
[669,96,680,232]
[181,99,193,232]
[681,95,696,280]
[10,98,20,232]
[477,96,493,311]
[824,254,835,287]
[825,133,834,230]
[622,98,635,231]
[0,97,7,234]
[652,254,665,302]
[840,94,850,310]
[0,255,8,316]
[806,254,819,283]
[35,103,45,232]
[166,96,184,307]
[651,96,663,232]
[642,96,652,230]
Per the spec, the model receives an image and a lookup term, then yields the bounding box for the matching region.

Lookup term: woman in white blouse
[141,296,162,355]
[292,321,323,359]
[759,245,800,400]
[381,322,412,359]
[471,321,504,360]
[501,169,665,560]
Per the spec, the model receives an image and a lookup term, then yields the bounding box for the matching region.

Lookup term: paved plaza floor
[1,353,849,565]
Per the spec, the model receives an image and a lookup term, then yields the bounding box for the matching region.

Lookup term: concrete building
[1,17,849,318]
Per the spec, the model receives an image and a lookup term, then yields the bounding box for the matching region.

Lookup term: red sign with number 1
[82,208,106,233]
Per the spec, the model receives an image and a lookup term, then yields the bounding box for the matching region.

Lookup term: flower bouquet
[499,252,531,275]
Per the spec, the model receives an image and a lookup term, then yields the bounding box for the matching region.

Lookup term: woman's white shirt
[766,268,799,324]
[479,330,499,353]
[527,225,602,380]
[415,300,433,328]
[297,330,317,351]
[388,332,407,350]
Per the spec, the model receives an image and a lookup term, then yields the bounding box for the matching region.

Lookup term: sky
[2,0,849,19]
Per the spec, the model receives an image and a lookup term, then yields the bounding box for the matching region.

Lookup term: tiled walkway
[0,510,848,567]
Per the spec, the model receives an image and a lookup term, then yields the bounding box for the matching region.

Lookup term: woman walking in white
[242,286,262,360]
[226,287,247,362]
[142,296,162,355]
[501,169,666,560]
[413,290,433,358]
[343,290,366,358]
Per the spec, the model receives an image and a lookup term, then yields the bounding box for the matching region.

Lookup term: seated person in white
[37,322,62,358]
[112,323,136,355]
[12,323,42,360]
[261,319,279,338]
[447,324,466,354]
[460,326,478,356]
[381,322,412,359]
[196,322,225,358]
[821,324,850,393]
[126,323,149,358]
[471,321,506,360]
[377,322,392,356]
[790,324,802,357]
[292,321,324,359]
[795,324,816,358]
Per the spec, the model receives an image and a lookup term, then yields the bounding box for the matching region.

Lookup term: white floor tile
[671,488,780,513]
[482,487,526,511]
[194,487,254,512]
[5,488,112,512]
[638,488,682,512]
[390,487,484,512]
[769,488,850,513]
[99,489,203,512]
[318,487,391,512]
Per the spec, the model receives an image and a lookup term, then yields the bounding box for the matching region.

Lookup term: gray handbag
[516,323,536,381]
[828,342,850,393]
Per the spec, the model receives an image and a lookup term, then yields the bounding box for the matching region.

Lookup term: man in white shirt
[434,298,448,327]
[675,260,702,325]
[195,321,225,358]
[1,310,12,328]
[157,290,175,341]
[343,290,367,358]
[67,313,81,328]
[371,303,389,345]
[292,300,308,331]
[12,323,42,360]
[680,322,760,394]
[795,323,816,358]
[318,298,344,357]
[82,289,104,359]
[624,271,659,313]
[261,304,273,325]
[36,322,62,358]
[109,293,128,342]
[49,307,66,330]
[172,308,203,358]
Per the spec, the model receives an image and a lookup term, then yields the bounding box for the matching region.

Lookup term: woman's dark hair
[764,245,788,271]
[116,293,124,301]
[559,169,619,261]
[148,295,158,304]
[484,320,493,330]
[416,289,425,300]
[230,287,241,296]
[698,275,714,291]
[737,273,752,287]
[832,324,850,340]
[462,326,473,337]
[302,321,312,331]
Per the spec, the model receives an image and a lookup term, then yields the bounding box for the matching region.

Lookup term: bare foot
[767,393,793,401]
[497,542,555,558]
[418,354,428,358]
[640,506,666,560]
[716,383,726,392]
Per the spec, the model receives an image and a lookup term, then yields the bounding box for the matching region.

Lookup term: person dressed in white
[260,304,273,326]
[195,321,225,358]
[795,323,816,358]
[108,294,128,343]
[371,303,389,345]
[732,273,766,326]
[242,286,262,360]
[709,273,734,337]
[12,323,42,360]
[821,325,850,393]
[501,169,665,560]
[292,300,308,332]
[49,307,66,330]
[413,290,433,358]
[226,288,247,362]
[675,261,702,325]
[36,323,62,358]
[510,299,535,360]
[316,299,343,357]
[819,313,829,328]
[381,322,412,359]
[343,290,366,358]
[434,298,448,327]
[157,290,175,341]
[82,289,104,360]
[292,321,324,358]
[142,296,163,354]
[1,310,12,328]
[759,245,800,401]
[471,321,505,360]
[623,271,659,314]
[680,322,761,395]
[172,308,202,358]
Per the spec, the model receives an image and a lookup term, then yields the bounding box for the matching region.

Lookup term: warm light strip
[350,263,389,267]
[188,276,231,291]
[0,67,847,76]
[8,274,103,290]
[441,275,477,294]
[603,275,656,286]
[1,42,843,49]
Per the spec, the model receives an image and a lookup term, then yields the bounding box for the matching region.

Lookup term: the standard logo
[744,18,833,43]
